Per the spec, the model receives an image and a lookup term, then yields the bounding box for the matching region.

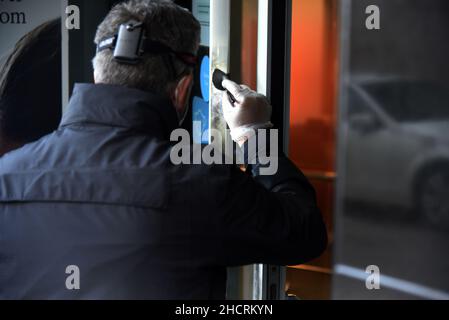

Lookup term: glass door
[333,0,449,300]
[207,0,266,300]
[281,0,339,300]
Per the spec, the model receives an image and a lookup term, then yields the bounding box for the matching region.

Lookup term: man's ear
[171,73,194,114]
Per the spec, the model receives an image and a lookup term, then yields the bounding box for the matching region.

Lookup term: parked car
[344,76,449,228]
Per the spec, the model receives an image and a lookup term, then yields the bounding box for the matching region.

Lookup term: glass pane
[286,0,338,300]
[334,0,449,299]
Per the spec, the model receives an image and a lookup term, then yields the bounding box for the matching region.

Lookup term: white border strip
[253,0,270,301]
[335,264,449,300]
[257,0,269,95]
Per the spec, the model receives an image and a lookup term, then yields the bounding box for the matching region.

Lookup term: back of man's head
[93,0,200,96]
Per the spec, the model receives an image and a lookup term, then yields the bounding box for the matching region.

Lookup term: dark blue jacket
[0,83,327,299]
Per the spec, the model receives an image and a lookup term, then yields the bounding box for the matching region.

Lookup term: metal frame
[332,0,352,299]
[223,0,293,301]
[254,0,293,300]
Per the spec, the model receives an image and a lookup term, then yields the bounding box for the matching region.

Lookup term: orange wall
[241,0,258,88]
[289,0,338,172]
[288,0,338,270]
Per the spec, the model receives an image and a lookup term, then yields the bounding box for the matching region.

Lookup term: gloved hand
[221,79,274,143]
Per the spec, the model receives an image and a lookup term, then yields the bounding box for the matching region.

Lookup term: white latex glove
[221,79,273,143]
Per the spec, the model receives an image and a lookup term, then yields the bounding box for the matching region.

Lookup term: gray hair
[93,0,200,95]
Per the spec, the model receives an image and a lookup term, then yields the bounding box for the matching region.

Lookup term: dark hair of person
[0,19,62,146]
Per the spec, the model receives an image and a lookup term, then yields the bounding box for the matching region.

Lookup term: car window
[363,81,449,122]
[362,82,404,120]
[348,88,378,118]
[404,83,449,121]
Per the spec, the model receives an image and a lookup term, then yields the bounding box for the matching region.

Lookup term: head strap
[97,20,197,67]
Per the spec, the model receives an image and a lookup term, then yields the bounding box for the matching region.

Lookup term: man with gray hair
[93,0,200,111]
[0,0,327,299]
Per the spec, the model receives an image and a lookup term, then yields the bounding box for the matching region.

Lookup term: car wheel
[417,167,449,229]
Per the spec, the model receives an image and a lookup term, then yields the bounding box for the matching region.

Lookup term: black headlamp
[97,20,197,67]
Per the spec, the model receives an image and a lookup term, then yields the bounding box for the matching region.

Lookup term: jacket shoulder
[0,134,55,173]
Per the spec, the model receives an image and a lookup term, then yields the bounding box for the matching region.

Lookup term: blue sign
[192,96,209,144]
[200,55,210,102]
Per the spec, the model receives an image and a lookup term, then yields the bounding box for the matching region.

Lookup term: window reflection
[334,0,449,299]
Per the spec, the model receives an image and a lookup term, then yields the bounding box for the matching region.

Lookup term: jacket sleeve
[209,139,328,267]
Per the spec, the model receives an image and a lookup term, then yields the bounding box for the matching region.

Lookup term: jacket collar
[60,83,179,139]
